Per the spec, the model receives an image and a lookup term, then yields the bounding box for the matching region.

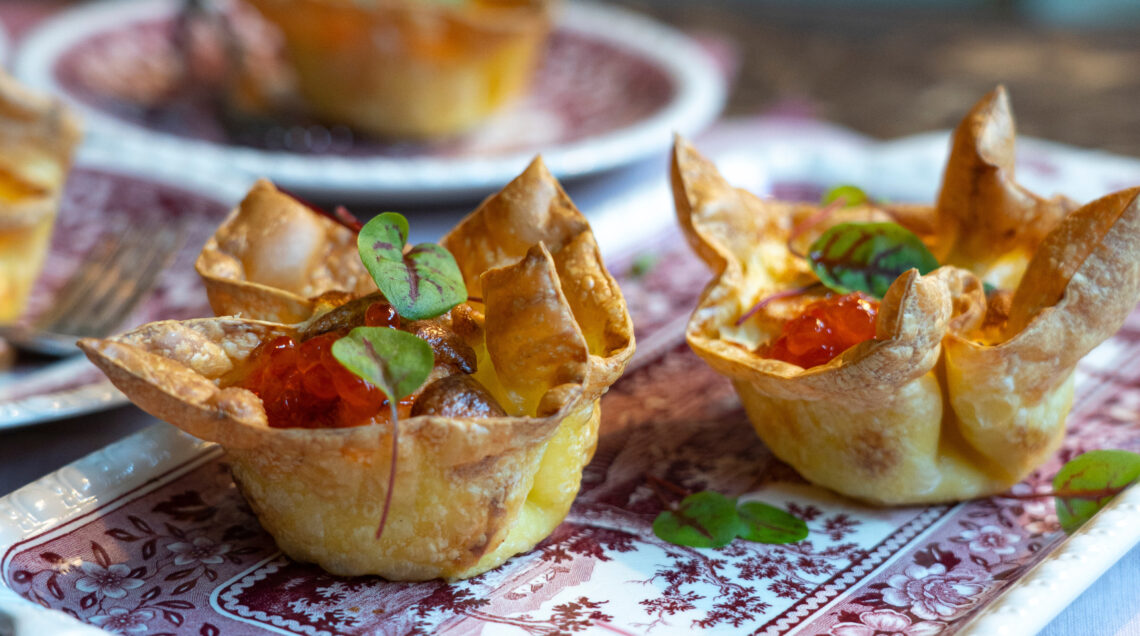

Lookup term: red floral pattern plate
[2,118,1140,635]
[12,0,725,202]
[0,144,251,430]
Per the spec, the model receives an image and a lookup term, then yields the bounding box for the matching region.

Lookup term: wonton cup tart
[0,72,81,322]
[244,0,551,139]
[80,157,633,581]
[673,87,1140,505]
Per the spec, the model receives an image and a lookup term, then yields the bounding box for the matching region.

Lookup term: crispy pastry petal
[83,163,633,581]
[443,157,635,388]
[673,92,1140,504]
[195,180,376,322]
[935,86,1078,277]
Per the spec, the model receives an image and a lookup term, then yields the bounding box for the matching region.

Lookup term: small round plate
[14,0,726,202]
[0,143,252,430]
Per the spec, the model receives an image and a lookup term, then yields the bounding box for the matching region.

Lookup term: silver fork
[1,217,187,357]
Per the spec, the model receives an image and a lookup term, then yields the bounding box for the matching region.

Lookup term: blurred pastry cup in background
[243,0,552,139]
[0,72,81,323]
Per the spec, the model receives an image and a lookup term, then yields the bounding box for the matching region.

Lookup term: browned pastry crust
[81,157,634,580]
[0,71,82,322]
[244,0,551,139]
[673,87,1140,505]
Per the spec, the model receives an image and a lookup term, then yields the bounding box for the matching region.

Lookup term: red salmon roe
[239,302,414,429]
[762,292,878,368]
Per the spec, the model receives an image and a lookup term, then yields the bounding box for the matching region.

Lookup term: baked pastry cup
[0,72,81,322]
[244,0,551,139]
[81,158,633,580]
[673,87,1140,505]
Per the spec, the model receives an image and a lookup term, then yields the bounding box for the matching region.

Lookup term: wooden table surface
[617,0,1140,158]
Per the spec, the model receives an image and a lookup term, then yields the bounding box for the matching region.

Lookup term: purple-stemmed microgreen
[735,283,825,327]
[787,199,843,258]
[736,500,809,543]
[821,184,871,207]
[807,222,939,299]
[1052,450,1140,533]
[331,327,433,538]
[333,205,364,232]
[648,475,808,549]
[328,212,469,539]
[653,490,741,548]
[784,184,938,301]
[357,212,467,320]
[279,187,364,232]
[993,451,1140,534]
[786,184,871,258]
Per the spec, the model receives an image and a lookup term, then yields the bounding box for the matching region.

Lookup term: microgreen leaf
[821,184,870,207]
[628,252,659,279]
[808,222,939,298]
[650,483,811,549]
[653,491,740,548]
[331,327,434,402]
[358,212,467,321]
[331,326,434,539]
[736,501,809,543]
[1053,450,1140,533]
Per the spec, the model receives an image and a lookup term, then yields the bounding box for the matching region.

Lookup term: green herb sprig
[1051,450,1140,533]
[648,475,808,549]
[807,222,940,299]
[357,212,467,320]
[994,450,1140,533]
[821,184,871,208]
[328,212,468,538]
[740,185,937,326]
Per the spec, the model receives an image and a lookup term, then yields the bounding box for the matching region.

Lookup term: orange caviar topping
[762,292,878,368]
[240,302,414,429]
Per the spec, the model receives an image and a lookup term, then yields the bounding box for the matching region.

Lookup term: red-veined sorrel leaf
[332,326,434,538]
[358,212,467,320]
[1054,449,1140,533]
[736,501,808,543]
[653,491,740,548]
[331,326,433,402]
[821,184,870,207]
[808,222,939,298]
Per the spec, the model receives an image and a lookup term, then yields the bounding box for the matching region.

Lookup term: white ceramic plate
[0,143,252,430]
[13,0,726,203]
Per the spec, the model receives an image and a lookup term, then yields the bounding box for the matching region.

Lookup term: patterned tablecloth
[3,218,1140,634]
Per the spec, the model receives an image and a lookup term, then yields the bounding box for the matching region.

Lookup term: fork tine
[80,220,186,336]
[30,225,130,330]
[66,229,157,335]
[46,224,150,335]
[3,215,188,356]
